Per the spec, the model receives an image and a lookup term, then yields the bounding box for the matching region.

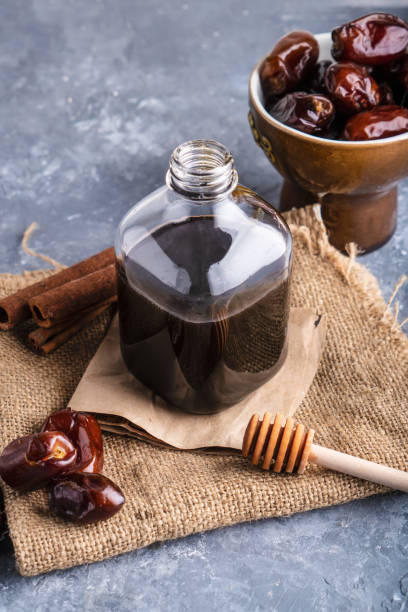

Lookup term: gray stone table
[0,1,407,610]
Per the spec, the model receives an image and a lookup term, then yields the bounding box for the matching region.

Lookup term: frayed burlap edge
[286,206,408,357]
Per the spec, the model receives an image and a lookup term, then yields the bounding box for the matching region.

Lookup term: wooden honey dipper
[242,413,408,493]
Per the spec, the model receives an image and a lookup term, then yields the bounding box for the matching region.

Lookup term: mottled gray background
[0,1,407,610]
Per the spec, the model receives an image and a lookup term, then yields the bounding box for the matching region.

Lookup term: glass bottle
[115,139,292,415]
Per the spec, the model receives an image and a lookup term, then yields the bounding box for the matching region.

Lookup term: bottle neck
[166,139,238,200]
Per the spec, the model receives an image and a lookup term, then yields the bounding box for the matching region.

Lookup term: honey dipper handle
[310,444,408,493]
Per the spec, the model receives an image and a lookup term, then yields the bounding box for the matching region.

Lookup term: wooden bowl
[248,32,408,253]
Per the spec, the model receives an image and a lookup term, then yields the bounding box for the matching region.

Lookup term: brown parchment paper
[69,308,326,450]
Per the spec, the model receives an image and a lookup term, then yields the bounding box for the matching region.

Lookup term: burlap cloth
[1,205,407,576]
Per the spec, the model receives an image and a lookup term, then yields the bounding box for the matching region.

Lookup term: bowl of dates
[248,13,408,252]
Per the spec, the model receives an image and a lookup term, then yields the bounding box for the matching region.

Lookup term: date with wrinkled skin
[325,62,380,115]
[342,105,408,140]
[269,92,334,135]
[0,431,77,490]
[50,472,125,523]
[260,30,319,100]
[332,13,408,66]
[41,409,103,473]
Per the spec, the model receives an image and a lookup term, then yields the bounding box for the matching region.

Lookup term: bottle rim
[166,139,238,200]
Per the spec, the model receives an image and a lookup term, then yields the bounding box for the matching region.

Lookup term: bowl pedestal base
[279,179,397,254]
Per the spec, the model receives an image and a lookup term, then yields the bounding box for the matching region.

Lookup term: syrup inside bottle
[117,196,290,414]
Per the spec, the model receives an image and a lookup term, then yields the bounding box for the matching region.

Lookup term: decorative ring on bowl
[248,111,276,164]
[248,111,260,143]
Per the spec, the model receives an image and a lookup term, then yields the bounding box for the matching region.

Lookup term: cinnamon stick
[28,296,117,350]
[35,301,115,354]
[29,264,116,328]
[0,247,114,330]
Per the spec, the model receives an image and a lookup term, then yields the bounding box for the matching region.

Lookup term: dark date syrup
[117,216,290,414]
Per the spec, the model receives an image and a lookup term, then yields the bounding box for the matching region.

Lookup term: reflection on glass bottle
[115,140,292,414]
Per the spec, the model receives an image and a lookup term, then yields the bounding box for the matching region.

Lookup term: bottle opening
[167,139,238,199]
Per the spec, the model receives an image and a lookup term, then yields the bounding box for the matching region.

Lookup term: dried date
[342,105,408,140]
[260,30,319,100]
[331,13,408,66]
[50,472,125,524]
[41,409,103,473]
[0,431,77,490]
[269,92,334,135]
[325,62,380,115]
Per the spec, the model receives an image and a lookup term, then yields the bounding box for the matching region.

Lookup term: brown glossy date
[269,92,334,135]
[260,30,318,100]
[41,409,103,473]
[50,472,125,523]
[331,13,408,66]
[342,105,408,140]
[0,431,77,490]
[325,62,380,115]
